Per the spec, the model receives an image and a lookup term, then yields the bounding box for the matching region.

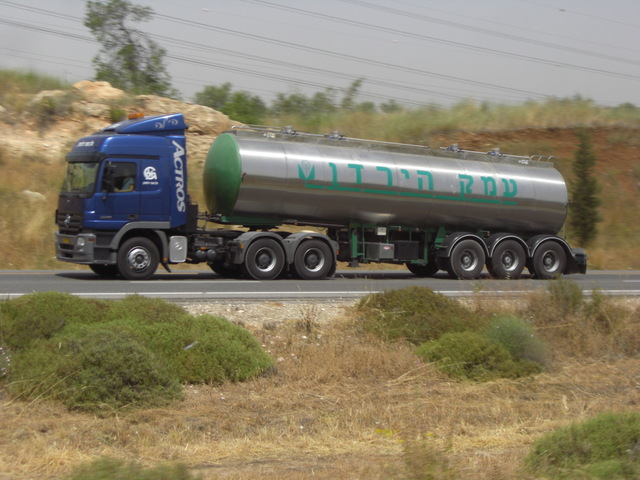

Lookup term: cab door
[93,160,141,229]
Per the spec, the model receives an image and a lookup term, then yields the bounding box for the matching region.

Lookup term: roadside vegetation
[1,284,639,479]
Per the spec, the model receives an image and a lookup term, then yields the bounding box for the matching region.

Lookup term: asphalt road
[1,269,639,301]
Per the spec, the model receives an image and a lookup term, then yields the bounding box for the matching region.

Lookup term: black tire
[488,240,526,279]
[89,264,119,277]
[530,241,566,279]
[406,261,439,277]
[446,239,485,280]
[241,238,285,280]
[292,239,333,280]
[117,237,159,280]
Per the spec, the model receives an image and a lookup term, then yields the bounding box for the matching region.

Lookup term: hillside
[1,80,639,270]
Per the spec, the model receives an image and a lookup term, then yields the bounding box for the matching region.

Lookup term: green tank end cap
[203,133,242,215]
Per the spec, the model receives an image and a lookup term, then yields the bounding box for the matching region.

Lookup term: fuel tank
[203,127,568,235]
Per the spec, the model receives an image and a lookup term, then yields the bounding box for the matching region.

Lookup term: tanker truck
[55,112,587,281]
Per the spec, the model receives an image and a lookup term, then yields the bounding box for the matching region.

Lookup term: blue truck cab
[55,113,192,279]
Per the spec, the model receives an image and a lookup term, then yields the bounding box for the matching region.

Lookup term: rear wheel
[446,239,485,280]
[530,241,566,279]
[292,239,333,280]
[117,237,159,280]
[242,238,285,280]
[488,240,526,279]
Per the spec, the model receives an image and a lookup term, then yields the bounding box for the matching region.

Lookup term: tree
[84,0,177,97]
[568,128,601,247]
[194,83,233,111]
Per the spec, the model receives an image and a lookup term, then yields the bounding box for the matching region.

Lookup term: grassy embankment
[1,70,639,270]
[1,285,639,479]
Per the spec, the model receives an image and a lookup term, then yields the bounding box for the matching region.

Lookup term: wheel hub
[128,247,150,271]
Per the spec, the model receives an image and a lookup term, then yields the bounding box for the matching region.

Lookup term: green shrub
[525,411,640,479]
[415,331,542,382]
[64,456,201,480]
[119,314,275,383]
[2,293,274,411]
[0,292,107,350]
[357,287,481,344]
[9,325,182,411]
[484,315,549,367]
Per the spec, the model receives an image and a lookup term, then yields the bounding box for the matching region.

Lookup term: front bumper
[55,232,98,264]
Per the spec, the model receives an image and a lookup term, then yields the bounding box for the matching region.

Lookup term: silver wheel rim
[303,248,325,273]
[127,247,150,271]
[253,247,278,273]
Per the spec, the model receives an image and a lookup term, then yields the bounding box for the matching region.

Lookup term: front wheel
[241,238,285,280]
[446,239,485,280]
[292,239,333,280]
[530,241,566,279]
[117,237,159,280]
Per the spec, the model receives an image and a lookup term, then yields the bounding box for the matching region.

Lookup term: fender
[437,232,489,259]
[526,234,587,274]
[485,233,529,258]
[107,222,171,263]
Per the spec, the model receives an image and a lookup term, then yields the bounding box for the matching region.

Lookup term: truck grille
[57,212,83,235]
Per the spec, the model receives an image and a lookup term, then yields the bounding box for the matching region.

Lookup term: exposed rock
[72,80,125,102]
[72,101,111,118]
[21,190,47,202]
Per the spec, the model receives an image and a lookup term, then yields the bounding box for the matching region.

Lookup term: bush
[1,293,274,411]
[9,325,183,411]
[415,331,542,382]
[484,315,549,367]
[356,287,481,344]
[525,411,640,479]
[64,456,201,480]
[527,279,584,325]
[0,292,107,350]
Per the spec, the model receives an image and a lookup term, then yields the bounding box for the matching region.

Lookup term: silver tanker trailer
[203,125,586,280]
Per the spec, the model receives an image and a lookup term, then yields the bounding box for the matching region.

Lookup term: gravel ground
[181,300,358,328]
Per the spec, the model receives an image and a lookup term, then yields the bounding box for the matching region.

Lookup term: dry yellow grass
[1,297,639,480]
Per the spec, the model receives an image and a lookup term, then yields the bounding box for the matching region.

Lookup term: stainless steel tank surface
[204,128,568,234]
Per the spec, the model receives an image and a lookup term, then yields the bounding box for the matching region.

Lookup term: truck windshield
[61,162,100,194]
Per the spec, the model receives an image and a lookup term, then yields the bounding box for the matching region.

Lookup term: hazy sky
[1,0,639,108]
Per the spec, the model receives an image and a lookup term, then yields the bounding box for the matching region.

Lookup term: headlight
[77,237,86,247]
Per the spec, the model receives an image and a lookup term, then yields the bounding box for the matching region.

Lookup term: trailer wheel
[406,261,439,277]
[531,241,566,279]
[89,264,120,277]
[488,240,526,279]
[117,237,159,280]
[292,239,333,280]
[242,238,285,280]
[446,239,485,280]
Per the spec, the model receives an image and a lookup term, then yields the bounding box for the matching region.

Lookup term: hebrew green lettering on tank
[376,166,393,187]
[328,162,339,186]
[502,178,518,197]
[416,170,433,191]
[458,174,474,197]
[298,160,315,181]
[348,163,364,184]
[481,176,497,195]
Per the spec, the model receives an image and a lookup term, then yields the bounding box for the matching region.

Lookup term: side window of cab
[103,162,137,192]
